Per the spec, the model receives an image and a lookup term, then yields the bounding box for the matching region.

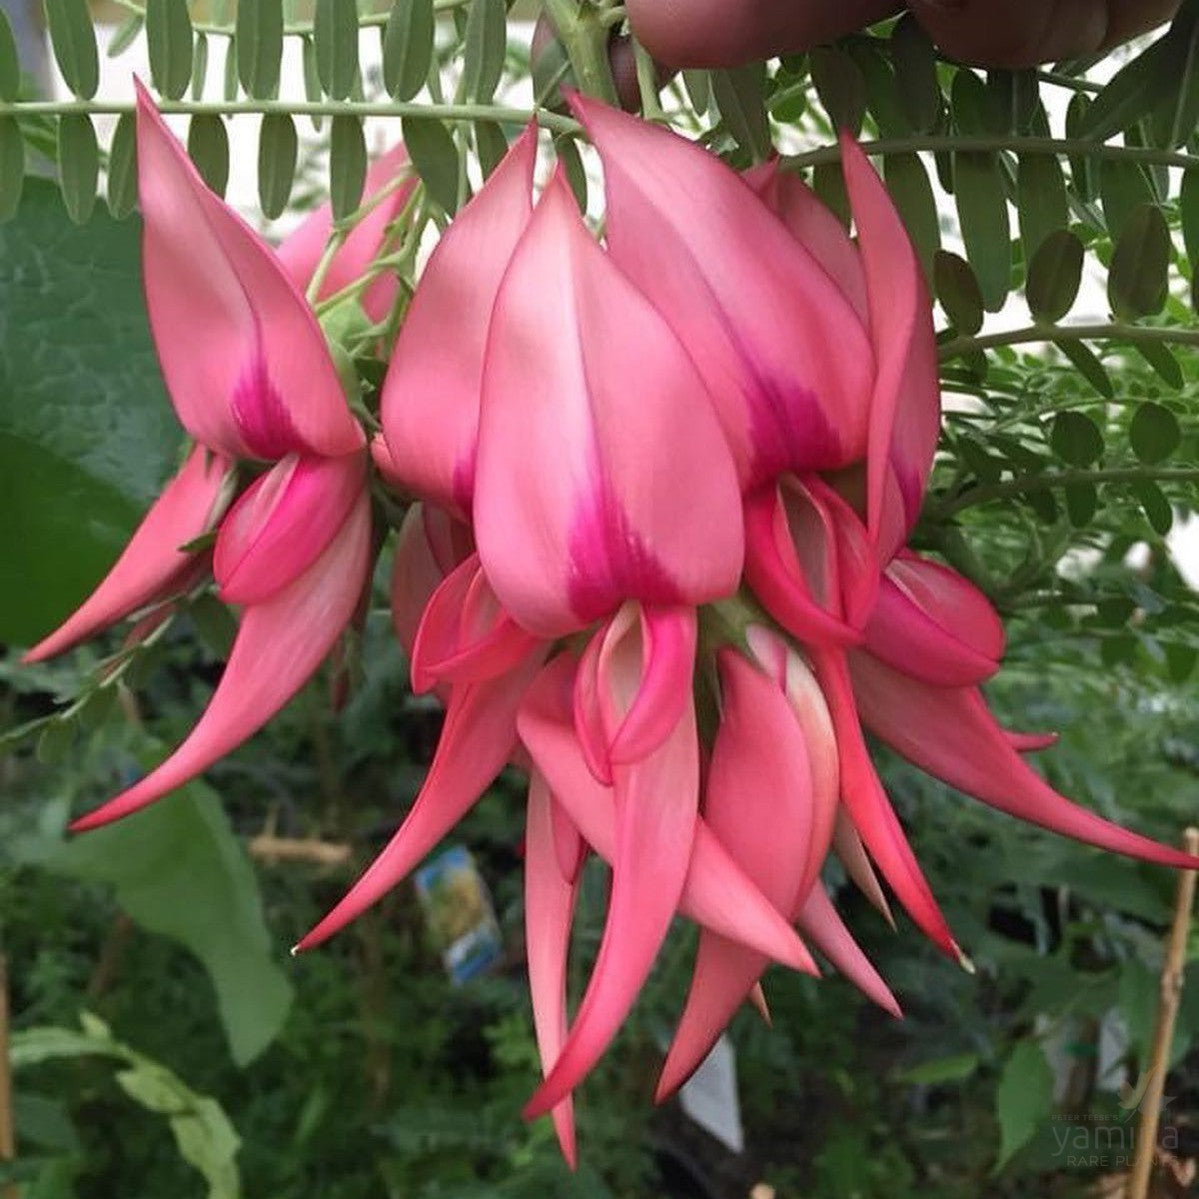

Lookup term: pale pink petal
[380,127,536,517]
[71,490,373,830]
[838,133,940,559]
[390,504,474,657]
[24,446,231,662]
[475,174,743,637]
[570,93,874,489]
[525,772,579,1166]
[848,652,1199,870]
[517,654,814,971]
[862,551,1004,686]
[796,886,900,1016]
[295,643,549,950]
[832,811,894,925]
[277,142,416,322]
[657,649,821,1099]
[214,452,365,605]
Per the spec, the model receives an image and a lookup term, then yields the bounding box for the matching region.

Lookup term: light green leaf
[0,178,180,644]
[954,151,1011,311]
[0,8,19,100]
[146,0,193,101]
[1026,229,1083,323]
[681,69,710,116]
[898,1053,980,1086]
[1130,401,1182,463]
[41,781,293,1064]
[1016,153,1068,266]
[402,115,461,214]
[461,0,505,104]
[257,113,297,220]
[994,1040,1053,1172]
[883,152,938,276]
[44,0,99,99]
[554,133,586,212]
[107,112,137,219]
[1076,32,1175,140]
[191,30,209,98]
[474,120,507,178]
[57,113,98,226]
[107,12,144,58]
[1099,159,1154,239]
[188,113,229,196]
[382,0,434,102]
[329,113,366,219]
[236,0,283,99]
[314,0,358,100]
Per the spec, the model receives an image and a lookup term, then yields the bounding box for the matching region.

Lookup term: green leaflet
[954,150,1011,312]
[236,0,284,99]
[315,0,359,100]
[44,0,99,99]
[330,113,367,219]
[56,112,98,226]
[382,0,434,102]
[145,0,194,101]
[258,112,298,220]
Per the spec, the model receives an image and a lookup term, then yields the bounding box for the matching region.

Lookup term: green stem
[541,0,619,106]
[786,134,1199,172]
[0,97,579,133]
[939,323,1199,360]
[936,466,1199,517]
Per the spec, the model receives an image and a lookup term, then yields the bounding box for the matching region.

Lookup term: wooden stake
[1128,828,1199,1199]
[0,954,16,1199]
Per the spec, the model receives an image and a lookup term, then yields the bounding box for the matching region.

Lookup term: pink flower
[24,83,415,829]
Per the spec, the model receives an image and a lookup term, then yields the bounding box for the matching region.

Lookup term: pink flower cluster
[25,85,1196,1163]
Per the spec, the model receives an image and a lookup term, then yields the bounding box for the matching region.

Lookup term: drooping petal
[277,142,416,322]
[475,173,743,637]
[838,133,941,560]
[832,810,894,925]
[24,446,232,662]
[657,649,822,1099]
[214,453,365,605]
[795,886,900,1016]
[848,651,1199,870]
[295,643,548,950]
[71,490,373,830]
[1006,729,1060,753]
[525,772,580,1167]
[380,127,537,517]
[135,82,362,461]
[570,93,874,490]
[390,504,475,658]
[862,551,1004,687]
[517,654,815,971]
[812,647,961,958]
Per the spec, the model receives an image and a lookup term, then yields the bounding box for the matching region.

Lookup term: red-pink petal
[135,83,362,461]
[24,446,231,662]
[848,652,1199,870]
[570,94,874,489]
[390,504,475,658]
[525,772,580,1166]
[295,643,548,950]
[475,173,743,637]
[214,452,365,605]
[71,489,373,830]
[380,127,536,517]
[832,810,894,924]
[277,142,415,322]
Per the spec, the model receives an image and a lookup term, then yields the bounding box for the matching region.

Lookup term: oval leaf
[474,119,507,179]
[1054,339,1113,398]
[0,8,21,100]
[1051,410,1104,467]
[1108,203,1171,319]
[891,14,940,133]
[401,115,461,215]
[382,0,434,102]
[106,111,137,219]
[934,250,983,335]
[45,0,99,99]
[810,46,866,136]
[258,112,297,220]
[1026,229,1083,324]
[954,151,1011,312]
[884,151,938,276]
[107,12,143,58]
[462,0,505,104]
[236,0,283,99]
[1099,159,1154,240]
[191,31,209,99]
[57,113,98,226]
[146,0,193,101]
[1016,153,1068,266]
[1132,479,1173,536]
[1129,401,1182,464]
[712,63,771,162]
[315,0,359,100]
[329,114,366,220]
[187,114,230,197]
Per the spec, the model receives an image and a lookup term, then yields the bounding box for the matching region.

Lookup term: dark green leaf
[1054,338,1113,397]
[897,1053,980,1086]
[0,116,23,222]
[1065,92,1095,202]
[846,40,907,136]
[1026,229,1083,323]
[1064,480,1098,526]
[461,0,505,103]
[402,115,461,214]
[1101,632,1137,666]
[712,63,770,162]
[315,0,359,100]
[1107,203,1170,319]
[1165,642,1196,683]
[223,31,239,100]
[884,152,938,276]
[474,120,507,179]
[382,0,434,102]
[1016,153,1068,266]
[0,178,181,643]
[951,69,1005,134]
[1076,33,1174,140]
[1133,339,1183,389]
[44,0,99,98]
[236,0,283,99]
[188,114,229,196]
[145,0,193,100]
[1051,410,1104,467]
[1132,479,1173,535]
[1099,159,1154,239]
[300,34,322,129]
[810,46,866,136]
[954,151,1011,311]
[191,31,208,99]
[890,14,939,133]
[106,111,137,219]
[682,69,711,116]
[1129,401,1182,463]
[554,133,587,212]
[813,160,850,230]
[39,782,293,1063]
[329,114,366,220]
[994,1041,1053,1172]
[934,250,983,335]
[36,719,76,764]
[0,8,20,100]
[257,113,297,220]
[57,113,98,225]
[1158,10,1199,147]
[1181,169,1199,270]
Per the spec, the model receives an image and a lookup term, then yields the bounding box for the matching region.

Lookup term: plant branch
[939,323,1199,360]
